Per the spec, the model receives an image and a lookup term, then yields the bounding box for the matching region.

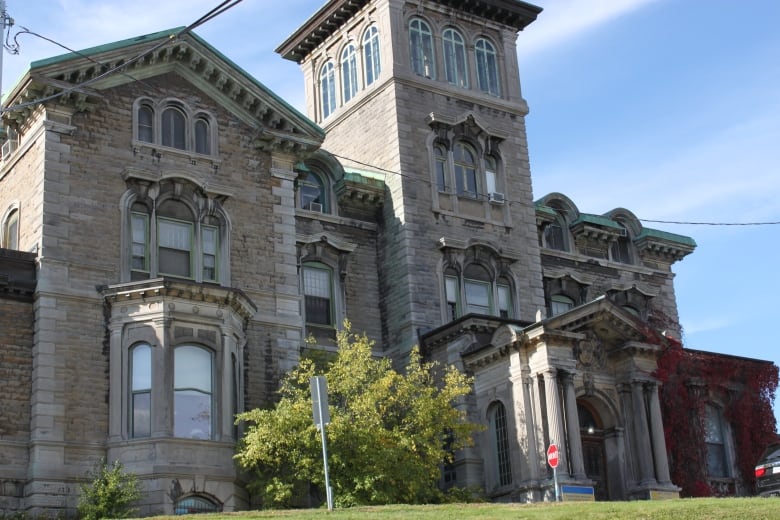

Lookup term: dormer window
[133,98,217,156]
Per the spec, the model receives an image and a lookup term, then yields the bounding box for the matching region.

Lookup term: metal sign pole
[553,466,560,502]
[311,376,333,511]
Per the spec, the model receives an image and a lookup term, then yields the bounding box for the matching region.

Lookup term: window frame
[704,403,730,478]
[488,401,513,487]
[363,25,381,86]
[173,344,215,440]
[551,294,575,316]
[442,27,468,88]
[453,141,478,198]
[302,262,334,327]
[341,43,359,103]
[443,265,515,321]
[475,38,500,96]
[320,61,337,119]
[409,18,435,79]
[130,343,152,439]
[2,207,19,250]
[133,98,218,156]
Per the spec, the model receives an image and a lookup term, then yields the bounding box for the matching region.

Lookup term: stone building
[0,0,773,515]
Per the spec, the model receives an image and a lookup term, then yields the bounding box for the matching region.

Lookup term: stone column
[562,372,586,479]
[631,381,656,485]
[523,374,541,480]
[543,369,569,477]
[646,382,672,484]
[617,383,637,485]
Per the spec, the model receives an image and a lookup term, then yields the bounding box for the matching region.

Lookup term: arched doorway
[578,401,608,500]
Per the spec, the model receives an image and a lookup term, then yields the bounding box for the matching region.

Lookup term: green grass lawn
[144,498,780,520]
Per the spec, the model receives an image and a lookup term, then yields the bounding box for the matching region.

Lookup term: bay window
[174,345,214,440]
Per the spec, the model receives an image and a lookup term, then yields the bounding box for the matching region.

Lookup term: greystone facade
[0,0,755,516]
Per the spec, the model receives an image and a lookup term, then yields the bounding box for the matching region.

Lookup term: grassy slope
[145,498,780,520]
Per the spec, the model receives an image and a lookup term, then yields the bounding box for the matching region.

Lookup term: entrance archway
[577,400,608,500]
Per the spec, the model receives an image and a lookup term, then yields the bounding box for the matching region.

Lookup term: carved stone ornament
[576,331,605,370]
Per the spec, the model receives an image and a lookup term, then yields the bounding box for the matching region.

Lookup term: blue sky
[4,0,779,421]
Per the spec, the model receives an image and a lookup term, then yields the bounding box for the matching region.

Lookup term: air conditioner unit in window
[308,202,323,213]
[488,192,505,204]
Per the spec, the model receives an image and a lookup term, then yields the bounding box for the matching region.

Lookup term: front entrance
[578,402,609,500]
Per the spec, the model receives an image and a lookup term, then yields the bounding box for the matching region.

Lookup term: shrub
[77,459,140,520]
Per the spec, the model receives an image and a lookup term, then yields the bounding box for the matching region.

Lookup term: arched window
[303,263,333,326]
[363,25,381,86]
[610,224,633,264]
[442,28,468,88]
[341,44,359,103]
[704,404,729,478]
[137,104,154,143]
[543,220,567,251]
[475,38,500,96]
[409,18,435,79]
[130,343,152,438]
[174,495,221,515]
[453,142,477,198]
[174,345,213,439]
[434,144,447,192]
[194,116,211,155]
[2,207,19,250]
[551,294,575,316]
[298,170,328,213]
[320,62,337,119]
[161,106,186,150]
[157,200,195,279]
[488,402,512,487]
[443,261,514,321]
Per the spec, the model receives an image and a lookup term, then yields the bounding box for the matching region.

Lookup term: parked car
[755,443,780,496]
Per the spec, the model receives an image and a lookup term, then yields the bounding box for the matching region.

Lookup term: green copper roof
[636,228,697,247]
[571,214,624,230]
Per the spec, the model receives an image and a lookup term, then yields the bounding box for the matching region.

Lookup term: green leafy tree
[77,459,140,520]
[235,321,479,508]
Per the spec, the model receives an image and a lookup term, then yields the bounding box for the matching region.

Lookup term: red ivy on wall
[654,338,778,497]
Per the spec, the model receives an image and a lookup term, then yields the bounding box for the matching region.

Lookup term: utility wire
[1,0,244,114]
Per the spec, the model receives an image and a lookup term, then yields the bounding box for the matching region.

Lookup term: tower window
[363,25,381,86]
[442,28,468,88]
[410,18,435,79]
[341,44,359,103]
[475,38,500,96]
[320,62,337,119]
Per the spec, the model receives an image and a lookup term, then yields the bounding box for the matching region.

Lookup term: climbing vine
[654,337,778,496]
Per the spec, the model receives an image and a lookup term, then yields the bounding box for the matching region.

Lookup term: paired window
[409,19,501,96]
[2,207,18,249]
[444,266,512,320]
[129,195,222,284]
[129,343,214,440]
[318,25,382,120]
[704,404,730,478]
[134,99,216,155]
[303,263,333,327]
[488,401,512,487]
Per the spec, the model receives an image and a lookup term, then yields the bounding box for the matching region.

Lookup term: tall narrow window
[410,18,435,79]
[201,225,218,282]
[485,156,498,195]
[442,28,468,88]
[299,171,327,212]
[131,343,152,438]
[489,402,512,486]
[162,107,186,150]
[320,62,337,119]
[194,117,211,155]
[445,274,459,321]
[497,282,511,318]
[610,224,633,264]
[453,142,477,198]
[138,105,154,143]
[341,44,359,103]
[464,265,491,315]
[158,218,192,278]
[363,25,381,86]
[131,213,149,274]
[2,208,19,250]
[704,404,729,478]
[434,144,447,192]
[475,38,500,96]
[543,220,566,251]
[303,264,332,326]
[174,345,213,439]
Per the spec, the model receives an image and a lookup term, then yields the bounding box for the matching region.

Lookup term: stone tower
[278,0,546,358]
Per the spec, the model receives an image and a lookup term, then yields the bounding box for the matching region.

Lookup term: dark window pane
[132,392,151,438]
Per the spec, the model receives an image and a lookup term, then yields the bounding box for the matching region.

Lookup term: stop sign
[547,444,559,468]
